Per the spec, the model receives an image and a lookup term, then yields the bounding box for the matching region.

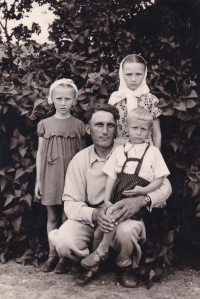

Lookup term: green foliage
[0,0,200,279]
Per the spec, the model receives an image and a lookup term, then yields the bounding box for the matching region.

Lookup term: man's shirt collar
[89,141,117,166]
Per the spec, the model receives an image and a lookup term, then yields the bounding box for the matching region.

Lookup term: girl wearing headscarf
[109,54,162,149]
[35,79,86,273]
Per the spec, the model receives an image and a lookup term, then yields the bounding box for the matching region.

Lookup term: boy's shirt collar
[125,141,147,154]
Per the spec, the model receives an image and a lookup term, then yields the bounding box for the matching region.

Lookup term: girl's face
[52,86,75,118]
[122,62,145,90]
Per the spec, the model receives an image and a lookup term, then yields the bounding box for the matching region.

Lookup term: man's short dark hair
[84,103,119,123]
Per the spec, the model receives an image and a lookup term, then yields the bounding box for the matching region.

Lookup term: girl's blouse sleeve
[150,94,163,119]
[37,120,45,137]
[78,120,86,137]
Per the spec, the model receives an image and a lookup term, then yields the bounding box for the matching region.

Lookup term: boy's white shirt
[102,142,170,183]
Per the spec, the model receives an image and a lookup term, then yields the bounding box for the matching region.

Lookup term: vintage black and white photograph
[0,0,200,298]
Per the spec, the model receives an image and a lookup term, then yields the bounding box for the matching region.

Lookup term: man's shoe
[71,261,84,273]
[76,269,96,286]
[119,266,138,288]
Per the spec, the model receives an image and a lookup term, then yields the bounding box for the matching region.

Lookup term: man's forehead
[90,110,116,123]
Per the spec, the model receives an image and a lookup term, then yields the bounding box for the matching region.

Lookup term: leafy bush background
[0,0,200,273]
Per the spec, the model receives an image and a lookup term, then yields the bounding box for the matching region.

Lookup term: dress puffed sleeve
[37,120,45,137]
[150,94,163,119]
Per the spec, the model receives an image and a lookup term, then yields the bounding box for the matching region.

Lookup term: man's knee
[115,220,144,241]
[49,223,78,258]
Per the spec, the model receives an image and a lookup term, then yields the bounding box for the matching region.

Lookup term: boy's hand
[35,181,42,199]
[104,201,113,209]
[123,186,145,197]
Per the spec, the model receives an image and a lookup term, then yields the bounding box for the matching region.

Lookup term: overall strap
[121,144,150,173]
[134,144,150,175]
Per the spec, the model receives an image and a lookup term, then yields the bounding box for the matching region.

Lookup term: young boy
[81,107,170,269]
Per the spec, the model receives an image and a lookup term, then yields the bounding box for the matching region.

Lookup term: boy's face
[127,116,151,144]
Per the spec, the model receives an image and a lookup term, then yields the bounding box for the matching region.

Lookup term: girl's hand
[35,181,42,199]
[123,186,145,197]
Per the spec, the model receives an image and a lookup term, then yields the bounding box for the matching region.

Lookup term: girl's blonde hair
[122,54,146,68]
[48,78,78,104]
[127,108,153,126]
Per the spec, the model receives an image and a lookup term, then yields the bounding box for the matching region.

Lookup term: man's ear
[85,124,91,135]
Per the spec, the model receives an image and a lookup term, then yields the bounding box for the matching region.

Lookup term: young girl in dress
[109,54,162,149]
[35,78,86,273]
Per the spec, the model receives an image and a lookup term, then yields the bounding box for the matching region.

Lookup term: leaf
[14,190,21,197]
[170,141,178,152]
[187,124,196,139]
[19,146,28,157]
[0,123,6,132]
[186,99,196,108]
[11,216,22,233]
[78,35,84,44]
[0,220,6,228]
[157,246,168,256]
[100,86,108,95]
[4,195,14,206]
[163,230,175,244]
[15,168,25,180]
[10,137,18,149]
[7,99,17,107]
[20,193,32,208]
[182,90,197,98]
[174,102,186,111]
[192,184,200,197]
[162,107,174,116]
[157,98,170,108]
[0,168,5,176]
[149,269,155,280]
[31,259,39,268]
[33,98,45,110]
[164,253,172,265]
[0,176,8,191]
[175,161,187,169]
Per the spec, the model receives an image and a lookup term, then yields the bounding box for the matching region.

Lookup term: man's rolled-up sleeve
[148,177,172,211]
[62,154,95,225]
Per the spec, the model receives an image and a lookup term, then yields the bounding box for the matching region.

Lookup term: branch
[0,20,6,32]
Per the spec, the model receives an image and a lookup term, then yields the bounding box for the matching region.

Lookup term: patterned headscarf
[109,55,150,112]
[48,78,78,104]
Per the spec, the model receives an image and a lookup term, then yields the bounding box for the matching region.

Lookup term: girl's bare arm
[35,137,44,199]
[152,117,162,150]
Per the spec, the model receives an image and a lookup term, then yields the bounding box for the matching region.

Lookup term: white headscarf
[109,55,150,112]
[48,78,78,104]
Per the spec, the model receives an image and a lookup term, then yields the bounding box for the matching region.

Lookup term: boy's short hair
[127,108,153,126]
[84,103,119,123]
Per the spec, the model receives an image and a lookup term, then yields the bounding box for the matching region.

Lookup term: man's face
[86,111,116,149]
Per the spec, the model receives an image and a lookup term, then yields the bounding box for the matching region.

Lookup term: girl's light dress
[115,94,162,144]
[37,115,85,205]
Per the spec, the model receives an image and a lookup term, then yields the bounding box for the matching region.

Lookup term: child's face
[52,86,75,117]
[127,116,151,144]
[123,62,145,90]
